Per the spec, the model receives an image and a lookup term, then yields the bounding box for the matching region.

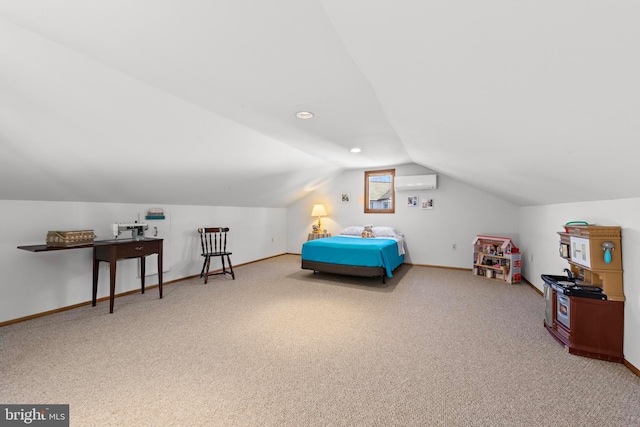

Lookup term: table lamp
[310,204,327,233]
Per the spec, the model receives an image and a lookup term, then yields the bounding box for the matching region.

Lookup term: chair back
[198,227,230,255]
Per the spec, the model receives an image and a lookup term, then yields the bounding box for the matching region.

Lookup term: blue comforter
[301,236,404,277]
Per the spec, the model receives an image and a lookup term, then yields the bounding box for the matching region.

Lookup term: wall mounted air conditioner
[394,174,437,191]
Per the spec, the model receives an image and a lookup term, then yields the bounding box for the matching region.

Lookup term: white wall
[0,200,286,323]
[286,163,520,268]
[519,198,640,369]
[4,186,638,371]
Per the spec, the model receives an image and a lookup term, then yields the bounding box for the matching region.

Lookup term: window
[364,169,395,214]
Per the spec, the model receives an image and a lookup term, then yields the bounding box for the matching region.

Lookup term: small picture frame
[421,198,434,210]
[406,196,418,207]
[341,193,350,202]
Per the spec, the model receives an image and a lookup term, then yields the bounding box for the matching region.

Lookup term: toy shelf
[472,235,521,284]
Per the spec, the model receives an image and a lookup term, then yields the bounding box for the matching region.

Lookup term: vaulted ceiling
[1,1,638,207]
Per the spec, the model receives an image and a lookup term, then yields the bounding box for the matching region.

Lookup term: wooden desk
[18,238,163,313]
[93,238,163,313]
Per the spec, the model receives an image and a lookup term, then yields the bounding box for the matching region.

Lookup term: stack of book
[145,208,165,220]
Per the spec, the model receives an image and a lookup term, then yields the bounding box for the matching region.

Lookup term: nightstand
[307,233,331,241]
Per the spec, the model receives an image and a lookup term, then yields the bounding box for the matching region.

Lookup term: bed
[301,226,405,283]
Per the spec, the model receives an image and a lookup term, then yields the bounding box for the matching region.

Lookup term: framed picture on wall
[406,196,418,207]
[421,198,434,210]
[341,193,350,202]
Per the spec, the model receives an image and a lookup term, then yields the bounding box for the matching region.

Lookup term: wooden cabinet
[559,225,624,302]
[545,287,624,362]
[472,235,521,284]
[568,297,624,361]
[545,224,624,363]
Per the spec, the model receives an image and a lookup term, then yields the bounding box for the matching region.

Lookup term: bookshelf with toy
[472,235,521,284]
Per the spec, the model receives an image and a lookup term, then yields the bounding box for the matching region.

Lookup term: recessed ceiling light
[350,147,362,153]
[296,111,314,119]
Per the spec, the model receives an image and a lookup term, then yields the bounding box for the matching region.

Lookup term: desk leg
[109,255,117,314]
[92,248,99,307]
[140,256,145,294]
[158,245,163,299]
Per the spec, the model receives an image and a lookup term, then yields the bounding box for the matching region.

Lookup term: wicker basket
[46,230,96,247]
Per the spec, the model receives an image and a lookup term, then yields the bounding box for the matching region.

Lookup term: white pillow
[372,226,397,237]
[340,226,364,236]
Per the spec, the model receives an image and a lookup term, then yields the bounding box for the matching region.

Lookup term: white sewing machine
[112,222,149,241]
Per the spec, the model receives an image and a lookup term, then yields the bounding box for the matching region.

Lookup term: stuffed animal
[361,225,375,238]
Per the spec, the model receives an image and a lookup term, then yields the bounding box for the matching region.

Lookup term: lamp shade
[311,204,327,217]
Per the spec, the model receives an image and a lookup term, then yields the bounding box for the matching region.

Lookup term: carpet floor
[1,254,639,426]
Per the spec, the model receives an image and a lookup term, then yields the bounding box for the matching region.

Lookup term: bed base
[301,260,387,283]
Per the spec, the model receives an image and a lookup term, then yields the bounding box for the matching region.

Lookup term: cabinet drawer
[116,242,157,258]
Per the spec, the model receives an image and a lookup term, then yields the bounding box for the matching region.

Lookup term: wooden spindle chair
[198,227,235,283]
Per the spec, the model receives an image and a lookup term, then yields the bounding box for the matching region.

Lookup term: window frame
[364,168,395,214]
